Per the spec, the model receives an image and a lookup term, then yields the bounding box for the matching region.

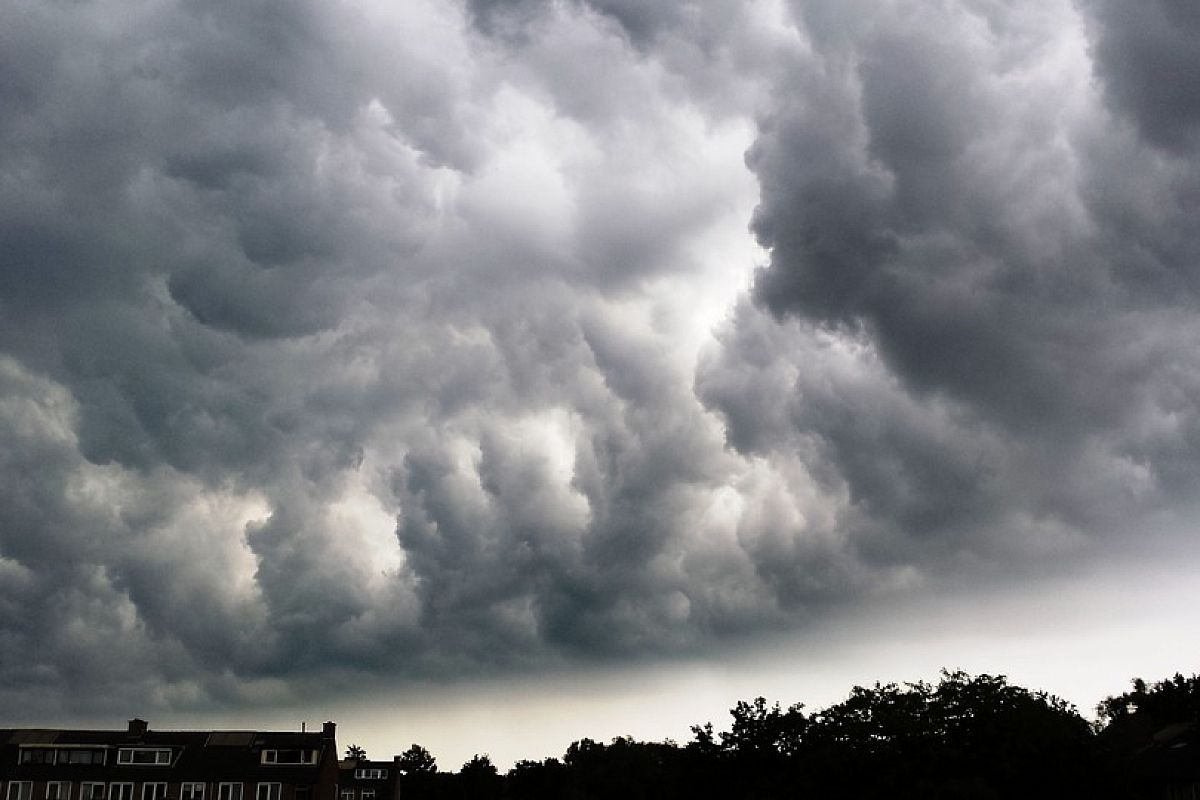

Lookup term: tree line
[357,669,1200,799]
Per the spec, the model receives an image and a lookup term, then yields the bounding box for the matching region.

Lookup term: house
[0,720,340,800]
[336,759,398,800]
[1132,722,1200,800]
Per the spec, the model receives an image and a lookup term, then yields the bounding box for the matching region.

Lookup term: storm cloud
[702,0,1200,571]
[0,0,1197,719]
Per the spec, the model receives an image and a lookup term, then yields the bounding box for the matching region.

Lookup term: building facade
[0,721,340,800]
[336,760,398,800]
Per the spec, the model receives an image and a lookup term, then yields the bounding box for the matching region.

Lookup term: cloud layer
[706,0,1200,569]
[1,0,1197,715]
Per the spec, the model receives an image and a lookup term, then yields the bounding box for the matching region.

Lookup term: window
[216,785,242,800]
[181,784,205,800]
[352,771,386,781]
[80,784,105,800]
[46,783,71,800]
[260,751,315,766]
[59,751,106,766]
[141,785,166,800]
[7,783,32,800]
[19,750,55,765]
[116,750,171,766]
[339,791,353,800]
[108,786,133,800]
[254,785,279,800]
[360,790,374,800]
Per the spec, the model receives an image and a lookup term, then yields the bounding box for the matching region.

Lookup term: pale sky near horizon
[2,0,1199,770]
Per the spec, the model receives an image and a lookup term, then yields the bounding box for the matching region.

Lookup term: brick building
[0,720,340,800]
[336,760,398,800]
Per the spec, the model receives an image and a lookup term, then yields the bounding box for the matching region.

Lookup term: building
[0,720,340,800]
[1132,722,1200,800]
[336,760,398,800]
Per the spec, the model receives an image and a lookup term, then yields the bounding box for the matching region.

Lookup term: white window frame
[80,784,105,800]
[360,790,374,800]
[46,783,71,800]
[18,749,55,765]
[181,784,205,800]
[352,771,386,781]
[254,785,280,800]
[141,785,167,800]
[108,785,133,800]
[260,751,315,766]
[339,791,353,800]
[117,750,171,767]
[7,782,32,800]
[217,785,243,800]
[59,750,106,767]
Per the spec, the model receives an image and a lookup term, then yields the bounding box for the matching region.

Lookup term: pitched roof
[0,724,336,783]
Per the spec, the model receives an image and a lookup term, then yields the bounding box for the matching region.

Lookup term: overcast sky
[2,0,1200,770]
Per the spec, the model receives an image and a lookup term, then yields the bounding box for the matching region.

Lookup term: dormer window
[58,750,107,766]
[261,750,317,765]
[116,749,172,766]
[18,749,56,765]
[353,770,387,780]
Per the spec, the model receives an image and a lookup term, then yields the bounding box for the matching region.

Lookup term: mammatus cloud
[1080,0,1200,153]
[702,0,1200,571]
[0,0,1197,717]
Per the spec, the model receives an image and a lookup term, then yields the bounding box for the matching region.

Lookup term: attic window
[18,749,56,765]
[117,749,172,766]
[58,750,107,766]
[261,750,317,765]
[354,770,387,780]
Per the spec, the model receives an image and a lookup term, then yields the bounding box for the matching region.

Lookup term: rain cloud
[1,0,1198,716]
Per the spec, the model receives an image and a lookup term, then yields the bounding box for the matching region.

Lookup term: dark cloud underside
[703,0,1200,565]
[0,0,1197,717]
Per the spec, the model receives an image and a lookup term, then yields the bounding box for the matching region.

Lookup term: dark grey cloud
[466,0,685,47]
[2,0,1197,724]
[0,0,788,715]
[466,0,793,119]
[700,0,1200,583]
[1080,0,1200,152]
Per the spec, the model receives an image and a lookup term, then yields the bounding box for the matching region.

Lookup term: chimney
[128,719,149,737]
[322,721,336,740]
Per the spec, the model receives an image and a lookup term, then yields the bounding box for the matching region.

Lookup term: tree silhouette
[558,736,683,800]
[1096,673,1200,798]
[459,754,497,778]
[393,669,1200,800]
[506,758,568,799]
[344,744,367,763]
[397,743,437,774]
[793,670,1100,799]
[459,754,500,796]
[723,696,806,757]
[1098,673,1200,729]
